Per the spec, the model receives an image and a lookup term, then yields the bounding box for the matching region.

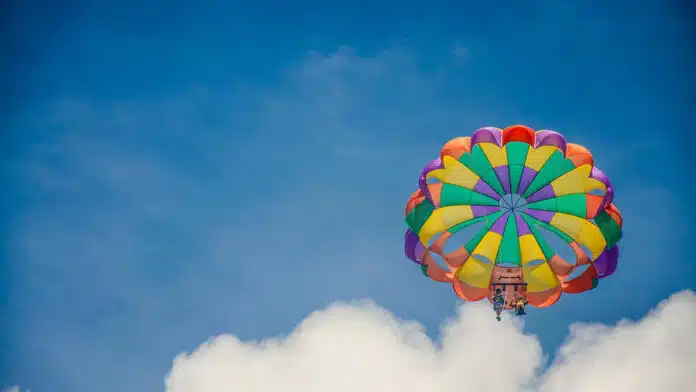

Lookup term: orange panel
[565,143,594,166]
[585,194,604,219]
[562,265,598,293]
[440,137,471,160]
[527,286,562,308]
[452,278,488,302]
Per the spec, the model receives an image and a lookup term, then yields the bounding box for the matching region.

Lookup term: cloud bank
[166,290,696,392]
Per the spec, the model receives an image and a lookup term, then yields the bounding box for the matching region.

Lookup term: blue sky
[3,1,695,391]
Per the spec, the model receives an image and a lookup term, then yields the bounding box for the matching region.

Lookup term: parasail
[404,125,623,316]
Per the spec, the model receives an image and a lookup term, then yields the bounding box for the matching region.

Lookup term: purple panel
[591,166,614,207]
[404,230,419,263]
[471,205,499,218]
[535,130,567,153]
[525,209,554,223]
[494,166,511,194]
[418,157,443,205]
[405,229,427,264]
[471,127,502,147]
[515,213,532,236]
[590,166,610,184]
[527,184,556,203]
[414,241,426,262]
[473,179,501,200]
[594,245,619,278]
[517,167,538,196]
[489,212,509,234]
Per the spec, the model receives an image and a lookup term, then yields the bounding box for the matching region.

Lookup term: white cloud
[2,386,26,392]
[166,290,696,392]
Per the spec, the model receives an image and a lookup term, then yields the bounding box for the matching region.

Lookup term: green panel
[470,191,502,206]
[497,213,521,266]
[522,151,576,198]
[506,142,530,165]
[525,198,557,211]
[406,199,435,234]
[539,152,577,182]
[420,264,429,277]
[591,278,599,289]
[595,211,623,248]
[459,145,505,196]
[522,214,556,260]
[526,194,587,217]
[440,183,499,207]
[506,142,530,193]
[552,194,587,217]
[464,211,504,254]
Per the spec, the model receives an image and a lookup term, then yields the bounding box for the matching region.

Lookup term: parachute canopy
[404,125,622,308]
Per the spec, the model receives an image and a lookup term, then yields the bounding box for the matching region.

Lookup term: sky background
[2,1,695,391]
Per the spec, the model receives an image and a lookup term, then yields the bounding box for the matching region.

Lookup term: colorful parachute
[404,125,623,309]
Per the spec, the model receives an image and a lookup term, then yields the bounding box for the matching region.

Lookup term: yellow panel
[577,223,607,259]
[455,256,494,288]
[524,146,557,171]
[479,143,508,168]
[427,157,480,189]
[519,234,545,265]
[549,213,606,259]
[427,168,479,189]
[472,231,502,263]
[442,155,469,170]
[550,164,592,196]
[419,205,474,246]
[523,262,560,292]
[584,178,607,194]
[549,213,584,238]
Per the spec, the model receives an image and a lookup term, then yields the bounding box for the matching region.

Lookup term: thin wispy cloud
[451,45,469,59]
[7,47,476,392]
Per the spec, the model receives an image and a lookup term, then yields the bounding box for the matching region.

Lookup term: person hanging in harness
[514,296,528,316]
[492,288,505,321]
